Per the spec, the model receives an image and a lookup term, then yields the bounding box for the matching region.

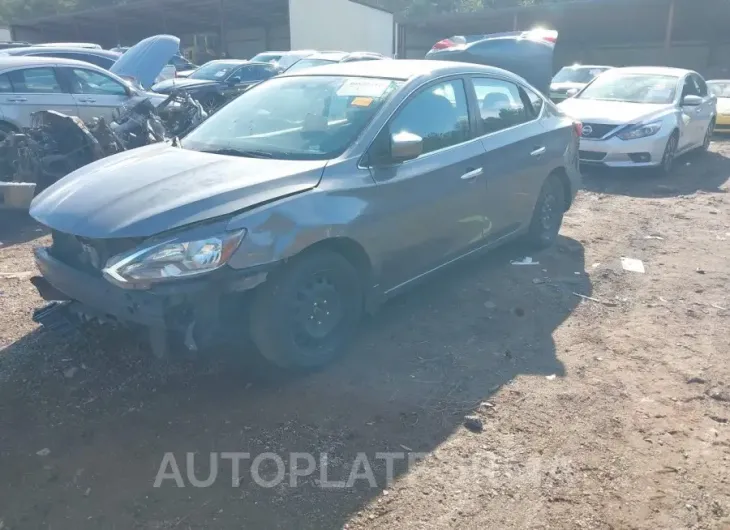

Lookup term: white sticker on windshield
[214,70,228,78]
[336,78,391,98]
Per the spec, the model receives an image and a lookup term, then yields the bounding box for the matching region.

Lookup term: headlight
[103,228,246,287]
[617,121,662,140]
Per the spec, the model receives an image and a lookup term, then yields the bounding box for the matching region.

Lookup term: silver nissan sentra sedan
[29,58,581,369]
[558,66,716,175]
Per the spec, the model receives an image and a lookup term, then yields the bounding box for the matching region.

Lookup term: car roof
[305,52,350,61]
[2,46,121,59]
[707,79,730,83]
[279,59,522,81]
[608,66,693,77]
[0,55,111,70]
[562,64,612,69]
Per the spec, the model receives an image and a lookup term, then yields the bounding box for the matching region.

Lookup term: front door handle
[6,97,27,103]
[77,97,96,103]
[531,146,547,157]
[460,167,483,181]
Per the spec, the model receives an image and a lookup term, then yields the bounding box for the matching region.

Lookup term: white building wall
[225,25,290,59]
[288,0,394,56]
[0,26,11,41]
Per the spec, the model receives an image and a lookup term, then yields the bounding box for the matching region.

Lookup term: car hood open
[557,98,674,125]
[29,144,326,239]
[110,35,180,89]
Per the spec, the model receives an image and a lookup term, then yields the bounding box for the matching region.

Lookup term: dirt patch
[0,142,729,529]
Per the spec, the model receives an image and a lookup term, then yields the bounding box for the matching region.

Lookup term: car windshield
[286,58,337,72]
[189,62,241,81]
[577,73,678,104]
[552,67,609,84]
[708,81,730,98]
[182,75,403,160]
[251,53,282,64]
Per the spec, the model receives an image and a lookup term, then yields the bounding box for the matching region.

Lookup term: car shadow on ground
[0,236,589,529]
[581,146,730,198]
[0,210,48,248]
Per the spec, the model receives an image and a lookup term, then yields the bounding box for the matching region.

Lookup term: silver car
[558,66,716,174]
[30,60,581,369]
[0,56,166,141]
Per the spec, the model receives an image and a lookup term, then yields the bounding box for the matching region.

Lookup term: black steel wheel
[249,250,363,370]
[701,119,715,152]
[525,174,566,250]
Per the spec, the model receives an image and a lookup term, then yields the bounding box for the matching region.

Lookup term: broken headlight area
[103,228,246,288]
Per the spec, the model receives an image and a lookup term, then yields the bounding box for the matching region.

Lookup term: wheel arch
[297,236,373,285]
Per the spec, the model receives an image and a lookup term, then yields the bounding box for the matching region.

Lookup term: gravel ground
[0,141,728,530]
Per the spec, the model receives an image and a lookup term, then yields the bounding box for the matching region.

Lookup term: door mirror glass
[228,76,241,85]
[566,87,580,98]
[390,131,423,162]
[682,94,702,106]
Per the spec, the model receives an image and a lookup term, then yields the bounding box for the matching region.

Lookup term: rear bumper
[715,115,730,131]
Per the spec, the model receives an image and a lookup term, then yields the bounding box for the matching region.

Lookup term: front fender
[225,184,381,278]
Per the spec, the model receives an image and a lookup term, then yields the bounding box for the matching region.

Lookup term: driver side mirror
[682,94,702,107]
[566,88,580,98]
[390,131,423,162]
[228,76,241,85]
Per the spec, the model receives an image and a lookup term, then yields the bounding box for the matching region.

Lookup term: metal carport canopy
[10,0,290,47]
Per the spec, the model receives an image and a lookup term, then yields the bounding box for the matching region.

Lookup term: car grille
[581,123,619,139]
[579,150,607,161]
[50,230,142,276]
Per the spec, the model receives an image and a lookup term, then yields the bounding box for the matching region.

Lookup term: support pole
[513,13,518,31]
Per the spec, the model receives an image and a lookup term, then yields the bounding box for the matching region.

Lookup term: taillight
[522,28,558,44]
[431,38,456,51]
[573,122,583,137]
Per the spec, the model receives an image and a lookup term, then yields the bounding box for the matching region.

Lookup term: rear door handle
[460,167,483,181]
[6,97,27,103]
[77,97,96,103]
[531,146,547,157]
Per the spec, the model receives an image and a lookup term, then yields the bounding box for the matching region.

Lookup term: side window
[472,77,530,134]
[389,79,470,155]
[68,68,128,96]
[681,77,700,98]
[7,68,62,94]
[0,73,12,93]
[524,87,544,118]
[79,54,115,70]
[693,75,708,97]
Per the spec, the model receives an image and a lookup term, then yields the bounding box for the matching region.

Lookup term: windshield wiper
[199,148,277,159]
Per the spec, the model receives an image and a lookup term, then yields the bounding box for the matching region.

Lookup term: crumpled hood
[558,98,674,125]
[110,35,180,89]
[30,144,326,239]
[152,77,218,93]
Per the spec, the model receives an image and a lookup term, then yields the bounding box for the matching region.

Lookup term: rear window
[8,67,63,93]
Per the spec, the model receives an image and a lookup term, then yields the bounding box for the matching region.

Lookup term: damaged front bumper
[31,246,269,354]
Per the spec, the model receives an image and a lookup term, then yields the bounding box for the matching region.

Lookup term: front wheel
[524,174,566,250]
[249,250,363,370]
[701,119,715,152]
[654,132,678,176]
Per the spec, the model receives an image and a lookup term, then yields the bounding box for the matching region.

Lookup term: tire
[0,122,14,142]
[249,250,363,370]
[525,174,566,250]
[654,131,679,176]
[701,119,715,152]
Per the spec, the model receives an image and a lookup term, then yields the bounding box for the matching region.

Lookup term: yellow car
[708,79,730,132]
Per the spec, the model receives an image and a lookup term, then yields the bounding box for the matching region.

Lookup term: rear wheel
[249,250,363,370]
[524,174,566,250]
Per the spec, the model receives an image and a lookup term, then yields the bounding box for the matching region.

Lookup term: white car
[550,64,612,102]
[558,67,716,174]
